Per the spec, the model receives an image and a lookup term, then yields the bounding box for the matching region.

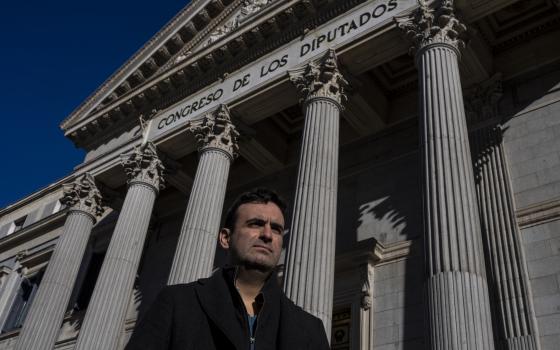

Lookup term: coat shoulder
[158,277,211,298]
[279,294,330,349]
[280,294,320,323]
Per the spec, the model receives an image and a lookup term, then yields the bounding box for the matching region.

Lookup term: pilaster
[15,173,104,350]
[397,1,495,348]
[168,104,239,284]
[75,142,164,350]
[283,49,348,334]
[358,263,375,350]
[0,259,24,331]
[467,77,541,350]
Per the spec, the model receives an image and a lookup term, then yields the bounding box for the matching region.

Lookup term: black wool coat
[125,268,330,350]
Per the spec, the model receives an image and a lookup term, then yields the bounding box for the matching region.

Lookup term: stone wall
[503,67,560,209]
[521,220,560,350]
[503,66,560,350]
[372,251,424,350]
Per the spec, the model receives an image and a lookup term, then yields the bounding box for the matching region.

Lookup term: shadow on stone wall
[356,196,408,244]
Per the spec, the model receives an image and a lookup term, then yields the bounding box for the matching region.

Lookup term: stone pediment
[60,0,340,150]
[60,0,242,132]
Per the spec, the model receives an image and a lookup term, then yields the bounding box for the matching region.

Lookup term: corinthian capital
[289,49,349,108]
[189,104,239,159]
[61,173,105,220]
[397,0,468,54]
[464,73,503,126]
[121,142,165,192]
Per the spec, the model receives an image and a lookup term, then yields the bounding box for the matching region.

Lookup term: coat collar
[195,266,282,350]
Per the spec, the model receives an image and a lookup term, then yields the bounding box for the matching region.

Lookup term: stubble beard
[232,250,277,274]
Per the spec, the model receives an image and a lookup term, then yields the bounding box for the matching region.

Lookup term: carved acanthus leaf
[61,173,105,219]
[189,105,239,159]
[289,49,349,106]
[121,142,165,191]
[396,0,468,53]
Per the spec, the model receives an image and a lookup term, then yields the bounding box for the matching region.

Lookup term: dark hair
[224,188,287,231]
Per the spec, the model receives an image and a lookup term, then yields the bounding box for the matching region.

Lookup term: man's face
[219,202,285,271]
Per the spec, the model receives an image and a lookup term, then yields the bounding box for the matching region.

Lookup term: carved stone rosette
[189,104,239,160]
[397,0,468,55]
[61,173,104,221]
[289,49,349,108]
[121,141,165,193]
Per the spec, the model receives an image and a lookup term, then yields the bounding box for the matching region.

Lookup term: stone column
[0,258,23,331]
[75,142,164,350]
[283,49,348,333]
[15,173,104,350]
[397,1,495,349]
[467,79,541,350]
[167,105,239,284]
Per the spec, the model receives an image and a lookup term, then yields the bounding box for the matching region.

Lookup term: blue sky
[0,1,189,209]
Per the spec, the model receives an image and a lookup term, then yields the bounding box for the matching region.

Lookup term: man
[126,188,330,350]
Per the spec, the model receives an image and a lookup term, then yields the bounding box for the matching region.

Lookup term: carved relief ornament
[396,0,468,54]
[61,173,105,220]
[203,0,275,48]
[189,104,239,159]
[360,263,374,310]
[289,49,349,108]
[121,141,165,192]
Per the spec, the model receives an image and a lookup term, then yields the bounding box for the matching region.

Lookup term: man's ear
[219,228,231,250]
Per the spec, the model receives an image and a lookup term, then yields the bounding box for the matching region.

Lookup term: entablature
[63,0,366,150]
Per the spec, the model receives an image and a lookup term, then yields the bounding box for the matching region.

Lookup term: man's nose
[260,224,273,241]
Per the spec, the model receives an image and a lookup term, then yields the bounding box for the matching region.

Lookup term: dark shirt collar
[195,266,282,350]
[222,265,282,301]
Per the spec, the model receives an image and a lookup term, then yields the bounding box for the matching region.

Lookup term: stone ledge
[517,197,560,228]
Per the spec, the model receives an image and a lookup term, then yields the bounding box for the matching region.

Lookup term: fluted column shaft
[418,42,495,350]
[75,142,164,350]
[15,173,103,350]
[168,149,231,283]
[0,262,23,330]
[284,98,339,332]
[168,105,238,284]
[283,49,348,334]
[472,126,540,350]
[76,184,155,349]
[398,2,496,348]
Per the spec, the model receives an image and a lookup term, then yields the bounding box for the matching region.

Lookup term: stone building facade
[0,0,559,349]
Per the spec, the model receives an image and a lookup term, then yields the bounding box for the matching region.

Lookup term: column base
[426,271,494,350]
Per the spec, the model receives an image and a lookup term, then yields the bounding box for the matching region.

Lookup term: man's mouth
[253,245,272,253]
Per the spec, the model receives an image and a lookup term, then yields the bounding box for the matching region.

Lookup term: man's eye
[248,220,265,227]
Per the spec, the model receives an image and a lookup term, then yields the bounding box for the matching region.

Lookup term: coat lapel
[253,277,281,350]
[195,270,247,350]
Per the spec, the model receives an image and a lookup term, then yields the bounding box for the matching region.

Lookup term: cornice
[63,0,300,140]
[60,0,233,131]
[0,211,66,253]
[0,179,67,217]
[517,197,560,228]
[334,237,419,274]
[65,0,367,150]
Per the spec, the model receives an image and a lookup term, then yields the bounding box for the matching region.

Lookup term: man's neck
[235,266,270,316]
